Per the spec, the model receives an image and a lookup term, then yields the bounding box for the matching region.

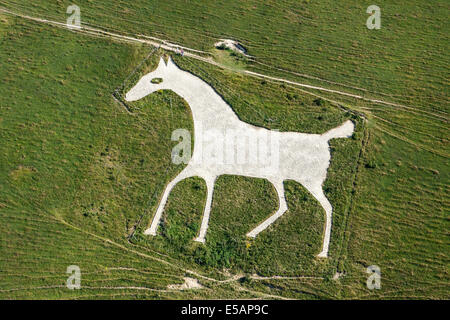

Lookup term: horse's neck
[171,73,238,125]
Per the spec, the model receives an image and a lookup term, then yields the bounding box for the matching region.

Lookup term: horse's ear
[157,57,167,70]
[166,57,178,69]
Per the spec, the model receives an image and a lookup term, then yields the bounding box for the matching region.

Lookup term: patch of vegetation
[151,77,163,84]
[212,48,248,71]
[216,43,227,50]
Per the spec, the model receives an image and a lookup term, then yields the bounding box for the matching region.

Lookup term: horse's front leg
[144,171,189,236]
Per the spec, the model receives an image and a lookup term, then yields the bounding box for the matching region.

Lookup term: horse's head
[125,57,176,102]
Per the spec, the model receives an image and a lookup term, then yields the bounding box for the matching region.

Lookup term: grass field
[0,0,448,300]
[1,0,448,113]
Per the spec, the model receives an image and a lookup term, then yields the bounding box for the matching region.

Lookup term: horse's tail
[322,120,354,141]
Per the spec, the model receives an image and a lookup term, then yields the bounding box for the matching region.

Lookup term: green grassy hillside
[0,0,448,299]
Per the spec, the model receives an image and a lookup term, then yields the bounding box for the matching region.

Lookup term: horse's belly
[188,131,330,180]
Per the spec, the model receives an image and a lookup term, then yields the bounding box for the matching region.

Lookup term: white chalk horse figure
[126,57,354,258]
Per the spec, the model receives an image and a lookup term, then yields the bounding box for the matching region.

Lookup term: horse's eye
[151,78,163,84]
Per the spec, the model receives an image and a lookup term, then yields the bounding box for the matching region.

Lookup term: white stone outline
[126,57,354,257]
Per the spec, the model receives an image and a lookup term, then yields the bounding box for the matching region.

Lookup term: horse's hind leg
[246,180,287,238]
[144,172,188,236]
[305,183,333,258]
[194,176,216,243]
